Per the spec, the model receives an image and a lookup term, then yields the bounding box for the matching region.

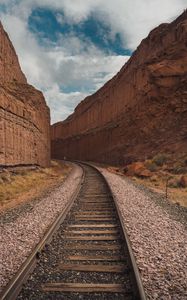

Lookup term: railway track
[1,163,146,300]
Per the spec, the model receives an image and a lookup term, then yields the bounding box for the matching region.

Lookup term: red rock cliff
[0,21,50,167]
[51,11,187,165]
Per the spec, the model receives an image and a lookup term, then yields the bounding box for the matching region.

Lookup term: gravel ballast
[98,167,187,300]
[17,165,132,300]
[0,164,83,293]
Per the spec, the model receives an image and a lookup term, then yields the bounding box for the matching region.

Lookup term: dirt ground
[106,167,187,208]
[133,176,187,207]
[0,160,72,212]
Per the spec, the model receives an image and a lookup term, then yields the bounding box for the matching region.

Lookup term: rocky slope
[0,21,50,167]
[51,11,187,165]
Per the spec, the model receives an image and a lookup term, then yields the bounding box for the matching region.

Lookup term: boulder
[125,162,152,178]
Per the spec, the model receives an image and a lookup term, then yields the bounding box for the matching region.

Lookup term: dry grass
[132,176,187,208]
[0,160,72,212]
[106,154,187,208]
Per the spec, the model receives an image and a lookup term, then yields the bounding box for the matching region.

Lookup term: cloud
[6,0,185,48]
[44,84,88,123]
[100,0,187,49]
[0,6,128,124]
[0,0,186,124]
[1,1,187,46]
[43,50,128,124]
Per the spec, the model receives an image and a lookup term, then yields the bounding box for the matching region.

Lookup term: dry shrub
[1,173,11,183]
[145,160,158,172]
[152,153,168,166]
[172,166,187,174]
[13,169,28,176]
[0,160,70,206]
[171,159,187,174]
[168,178,180,188]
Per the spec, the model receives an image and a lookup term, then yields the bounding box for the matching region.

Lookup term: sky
[0,1,186,124]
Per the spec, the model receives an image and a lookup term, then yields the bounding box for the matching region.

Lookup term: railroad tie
[13,164,145,300]
[41,283,126,293]
[74,217,116,221]
[67,224,118,228]
[58,263,128,273]
[64,235,121,241]
[66,254,125,261]
[65,229,119,234]
[64,244,122,250]
[74,212,115,216]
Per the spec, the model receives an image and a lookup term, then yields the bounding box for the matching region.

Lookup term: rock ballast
[0,21,50,167]
[51,11,187,165]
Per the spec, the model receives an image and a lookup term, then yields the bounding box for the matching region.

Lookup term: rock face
[0,21,50,167]
[51,11,187,165]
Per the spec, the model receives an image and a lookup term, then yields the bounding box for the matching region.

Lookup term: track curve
[1,162,146,300]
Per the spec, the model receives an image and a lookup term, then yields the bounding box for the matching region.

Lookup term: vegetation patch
[152,153,168,166]
[0,161,72,211]
[145,160,158,172]
[107,152,187,208]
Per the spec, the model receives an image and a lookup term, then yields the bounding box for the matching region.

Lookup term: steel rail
[0,165,85,300]
[1,161,146,299]
[77,161,147,300]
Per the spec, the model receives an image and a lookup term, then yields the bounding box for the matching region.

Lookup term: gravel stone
[98,167,187,300]
[0,164,83,293]
[17,165,133,300]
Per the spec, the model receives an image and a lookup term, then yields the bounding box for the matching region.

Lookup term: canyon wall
[51,11,187,165]
[0,21,50,167]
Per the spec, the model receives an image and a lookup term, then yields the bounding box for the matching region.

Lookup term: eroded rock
[51,11,187,165]
[0,21,50,167]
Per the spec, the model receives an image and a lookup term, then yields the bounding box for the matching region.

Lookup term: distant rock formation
[51,11,187,165]
[0,21,50,167]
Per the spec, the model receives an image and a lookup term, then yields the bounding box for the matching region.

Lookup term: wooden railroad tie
[79,200,111,203]
[76,209,115,212]
[74,217,115,221]
[41,283,126,293]
[75,214,115,218]
[80,194,110,198]
[79,206,114,210]
[65,230,119,234]
[75,212,114,214]
[80,196,110,198]
[64,244,122,251]
[66,254,125,261]
[81,203,112,205]
[64,235,121,241]
[67,224,118,228]
[58,263,128,273]
[80,203,113,206]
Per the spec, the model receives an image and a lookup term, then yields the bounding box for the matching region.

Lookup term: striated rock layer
[51,11,187,165]
[0,21,50,167]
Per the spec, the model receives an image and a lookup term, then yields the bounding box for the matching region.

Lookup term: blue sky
[0,0,186,123]
[29,8,131,56]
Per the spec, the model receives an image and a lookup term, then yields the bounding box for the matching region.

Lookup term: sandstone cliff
[0,21,50,167]
[51,11,187,165]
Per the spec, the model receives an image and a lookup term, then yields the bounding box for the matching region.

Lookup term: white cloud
[4,0,185,48]
[0,0,186,123]
[44,84,88,123]
[98,0,187,49]
[0,9,128,124]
